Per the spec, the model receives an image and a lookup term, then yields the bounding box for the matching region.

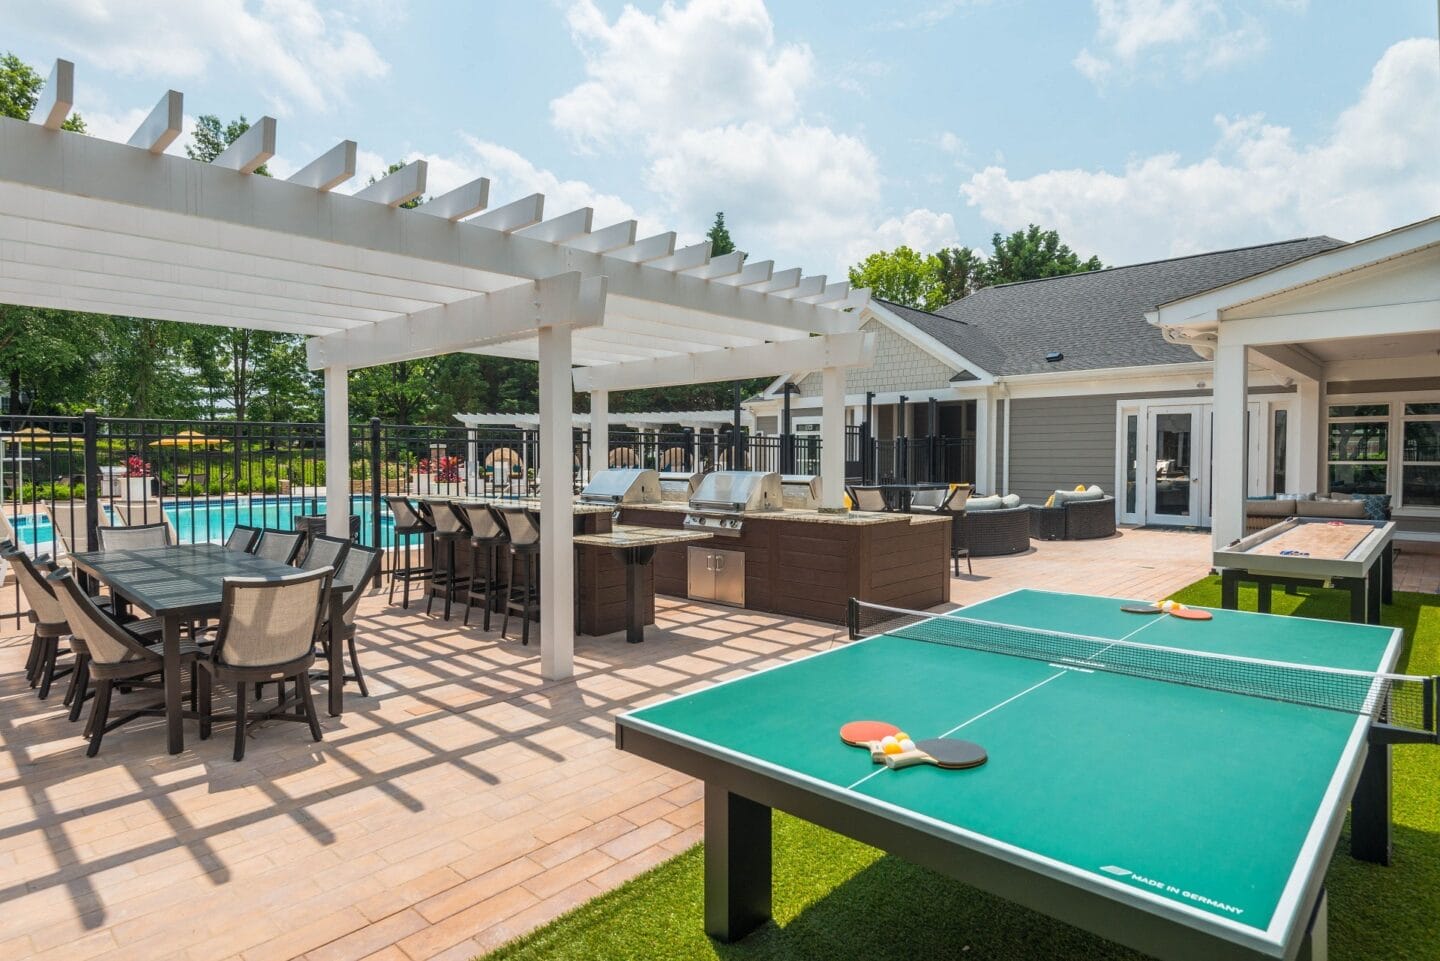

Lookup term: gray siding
[756,415,778,434]
[1005,390,1206,502]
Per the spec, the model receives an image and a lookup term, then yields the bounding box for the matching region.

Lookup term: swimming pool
[9,496,397,553]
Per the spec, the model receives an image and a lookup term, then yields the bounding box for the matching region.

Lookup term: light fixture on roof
[1044,350,1064,363]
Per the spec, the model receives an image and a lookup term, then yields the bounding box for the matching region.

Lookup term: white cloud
[8,0,389,114]
[1075,0,1278,84]
[550,0,813,150]
[961,39,1440,263]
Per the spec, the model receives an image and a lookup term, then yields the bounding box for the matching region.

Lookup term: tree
[934,246,988,303]
[984,224,1102,285]
[847,246,947,310]
[186,114,269,176]
[706,212,736,256]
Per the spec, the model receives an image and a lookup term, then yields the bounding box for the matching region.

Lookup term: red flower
[418,456,461,483]
[125,455,153,477]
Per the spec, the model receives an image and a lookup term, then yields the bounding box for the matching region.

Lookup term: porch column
[589,389,608,481]
[1212,339,1249,547]
[323,365,350,539]
[1294,378,1321,493]
[974,391,993,494]
[820,367,845,510]
[539,324,576,680]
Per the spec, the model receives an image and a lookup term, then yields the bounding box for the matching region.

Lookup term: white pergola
[0,61,874,678]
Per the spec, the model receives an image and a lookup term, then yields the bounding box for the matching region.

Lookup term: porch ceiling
[1300,331,1440,363]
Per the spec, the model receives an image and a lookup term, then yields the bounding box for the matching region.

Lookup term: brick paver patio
[0,527,1429,961]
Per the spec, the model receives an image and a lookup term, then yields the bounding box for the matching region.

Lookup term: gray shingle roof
[883,236,1346,377]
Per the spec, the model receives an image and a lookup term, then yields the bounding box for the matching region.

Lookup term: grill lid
[579,468,661,504]
[689,471,782,512]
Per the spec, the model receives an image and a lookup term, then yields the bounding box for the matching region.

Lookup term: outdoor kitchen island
[620,471,951,624]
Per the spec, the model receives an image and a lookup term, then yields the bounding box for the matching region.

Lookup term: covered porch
[1151,215,1440,547]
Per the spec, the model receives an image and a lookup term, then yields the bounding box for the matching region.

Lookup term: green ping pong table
[615,589,1440,961]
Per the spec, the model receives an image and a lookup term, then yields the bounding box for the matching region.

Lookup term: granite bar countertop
[573,525,714,550]
[624,501,952,527]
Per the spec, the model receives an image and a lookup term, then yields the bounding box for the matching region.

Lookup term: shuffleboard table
[1213,517,1395,624]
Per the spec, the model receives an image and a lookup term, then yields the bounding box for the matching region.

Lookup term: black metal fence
[1,413,974,623]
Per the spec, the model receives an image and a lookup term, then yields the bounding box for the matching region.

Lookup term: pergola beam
[306,272,606,371]
[717,259,774,287]
[777,275,826,299]
[287,140,357,192]
[31,60,74,130]
[610,232,676,264]
[515,207,592,243]
[683,250,744,280]
[572,330,876,392]
[649,242,710,273]
[127,90,183,154]
[213,116,276,174]
[417,177,490,221]
[471,193,543,232]
[354,159,426,207]
[565,219,636,253]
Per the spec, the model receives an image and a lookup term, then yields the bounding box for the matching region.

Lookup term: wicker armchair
[962,506,1032,557]
[1029,497,1117,541]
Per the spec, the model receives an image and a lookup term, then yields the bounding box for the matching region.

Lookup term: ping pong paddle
[840,720,899,747]
[1168,607,1213,621]
[1120,604,1162,615]
[885,738,987,771]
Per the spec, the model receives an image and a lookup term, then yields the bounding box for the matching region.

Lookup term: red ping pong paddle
[840,720,899,747]
[1168,607,1213,621]
[885,738,988,770]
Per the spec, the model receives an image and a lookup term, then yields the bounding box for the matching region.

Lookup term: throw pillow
[1044,494,1055,508]
[1002,493,1021,508]
[1357,493,1391,520]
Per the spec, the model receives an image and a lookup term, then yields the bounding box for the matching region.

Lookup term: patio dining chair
[198,568,332,761]
[225,525,261,552]
[48,569,190,756]
[847,485,889,512]
[385,496,433,608]
[296,533,350,573]
[252,528,305,566]
[6,545,74,700]
[316,545,382,698]
[98,522,172,551]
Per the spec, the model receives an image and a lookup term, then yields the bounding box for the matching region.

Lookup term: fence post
[369,418,382,554]
[83,409,100,552]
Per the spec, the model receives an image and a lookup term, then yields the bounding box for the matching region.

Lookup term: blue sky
[4,1,1437,276]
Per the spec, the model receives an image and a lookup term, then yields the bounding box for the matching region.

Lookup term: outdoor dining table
[873,482,951,512]
[70,543,346,755]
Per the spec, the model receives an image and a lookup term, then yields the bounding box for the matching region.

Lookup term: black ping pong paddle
[1120,604,1162,615]
[884,738,987,770]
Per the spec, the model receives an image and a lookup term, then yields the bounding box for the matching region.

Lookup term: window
[1402,406,1440,507]
[1327,403,1388,495]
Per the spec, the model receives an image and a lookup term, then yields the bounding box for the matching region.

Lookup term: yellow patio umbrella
[148,429,224,447]
[5,426,53,444]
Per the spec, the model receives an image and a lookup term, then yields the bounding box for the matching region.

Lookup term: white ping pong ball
[880,735,898,747]
[900,739,916,752]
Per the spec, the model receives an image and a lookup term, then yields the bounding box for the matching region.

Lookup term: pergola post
[1212,339,1249,547]
[539,324,575,680]
[1294,378,1322,493]
[324,365,350,538]
[820,367,846,510]
[590,389,609,480]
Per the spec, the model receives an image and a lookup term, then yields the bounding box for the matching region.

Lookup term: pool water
[10,496,396,553]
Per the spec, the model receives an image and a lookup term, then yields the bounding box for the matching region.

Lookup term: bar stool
[384,496,433,609]
[426,501,473,621]
[500,508,542,645]
[462,503,509,630]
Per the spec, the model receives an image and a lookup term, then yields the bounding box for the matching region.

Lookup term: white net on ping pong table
[849,599,1437,734]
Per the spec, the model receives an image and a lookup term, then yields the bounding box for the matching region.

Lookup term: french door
[1118,398,1293,528]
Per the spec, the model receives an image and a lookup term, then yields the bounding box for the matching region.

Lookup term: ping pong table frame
[615,595,1440,961]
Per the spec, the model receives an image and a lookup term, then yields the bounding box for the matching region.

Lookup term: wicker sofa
[1029,497,1117,541]
[1244,495,1384,534]
[961,505,1033,556]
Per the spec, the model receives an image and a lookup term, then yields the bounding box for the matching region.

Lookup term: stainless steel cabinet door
[712,549,745,607]
[687,545,715,601]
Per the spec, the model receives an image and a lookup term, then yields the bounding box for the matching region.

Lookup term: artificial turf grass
[480,578,1440,961]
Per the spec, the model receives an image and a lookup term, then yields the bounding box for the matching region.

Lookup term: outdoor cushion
[1247,499,1296,517]
[1356,493,1391,520]
[1050,487,1105,507]
[1001,493,1021,508]
[910,489,947,509]
[966,495,1005,512]
[1303,499,1369,519]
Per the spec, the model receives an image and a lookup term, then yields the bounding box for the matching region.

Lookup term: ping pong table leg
[704,785,772,942]
[1351,744,1392,865]
[1297,887,1328,961]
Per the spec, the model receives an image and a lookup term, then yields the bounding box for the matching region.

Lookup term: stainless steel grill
[657,471,704,502]
[578,468,661,506]
[684,470,781,537]
[779,474,821,510]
